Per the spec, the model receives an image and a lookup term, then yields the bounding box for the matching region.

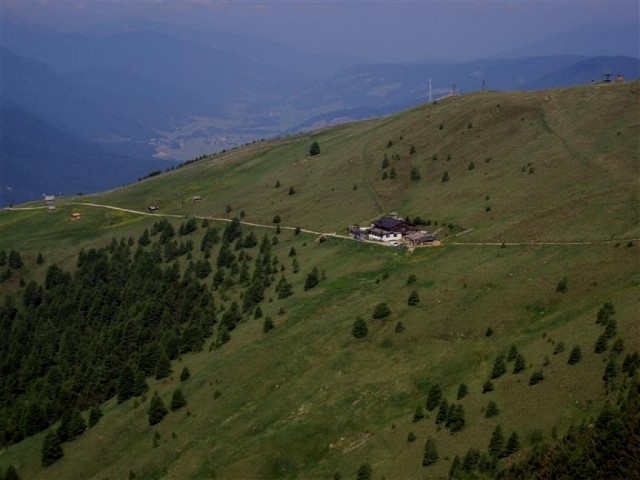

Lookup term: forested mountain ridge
[0,82,638,479]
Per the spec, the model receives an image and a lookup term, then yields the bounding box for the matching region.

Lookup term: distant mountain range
[1,16,638,205]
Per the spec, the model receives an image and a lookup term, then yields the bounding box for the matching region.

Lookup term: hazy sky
[3,1,639,61]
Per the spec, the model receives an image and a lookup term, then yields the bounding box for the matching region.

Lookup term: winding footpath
[5,202,637,248]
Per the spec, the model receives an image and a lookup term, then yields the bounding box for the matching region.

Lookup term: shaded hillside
[0,106,172,206]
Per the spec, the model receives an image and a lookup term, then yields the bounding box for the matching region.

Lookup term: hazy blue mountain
[77,17,362,79]
[1,46,155,143]
[1,17,308,107]
[496,22,639,59]
[523,56,640,90]
[285,55,587,111]
[0,105,172,206]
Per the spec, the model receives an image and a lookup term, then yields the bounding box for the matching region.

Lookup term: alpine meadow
[0,81,639,480]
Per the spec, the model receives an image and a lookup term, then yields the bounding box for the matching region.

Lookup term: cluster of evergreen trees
[0,217,303,447]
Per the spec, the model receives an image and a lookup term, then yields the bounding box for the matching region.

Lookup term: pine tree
[155,351,172,380]
[505,431,520,456]
[449,455,461,479]
[491,355,507,379]
[352,317,368,339]
[529,370,544,385]
[117,364,136,403]
[88,406,103,427]
[170,389,187,411]
[309,141,321,156]
[435,398,449,424]
[372,302,391,320]
[23,402,48,436]
[407,290,420,306]
[485,400,499,418]
[263,317,274,333]
[488,425,505,458]
[457,382,468,400]
[448,404,465,433]
[36,252,45,264]
[594,333,608,353]
[394,321,405,333]
[422,437,439,466]
[180,367,191,382]
[413,404,425,422]
[482,379,494,393]
[410,167,421,181]
[148,392,168,426]
[5,465,21,480]
[507,344,518,361]
[8,250,22,269]
[41,431,63,466]
[356,464,372,480]
[426,384,442,411]
[304,267,320,290]
[513,353,526,374]
[568,345,582,365]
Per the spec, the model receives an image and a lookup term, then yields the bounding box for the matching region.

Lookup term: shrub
[482,379,494,393]
[556,277,568,293]
[529,370,544,386]
[309,141,321,156]
[372,302,391,320]
[352,317,368,339]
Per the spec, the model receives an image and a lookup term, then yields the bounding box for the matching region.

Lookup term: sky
[3,0,639,61]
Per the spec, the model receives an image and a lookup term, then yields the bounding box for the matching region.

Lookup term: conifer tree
[485,400,499,418]
[116,366,135,404]
[449,455,461,479]
[148,392,168,426]
[352,317,368,339]
[447,404,465,433]
[372,302,391,320]
[413,404,425,422]
[5,464,21,480]
[436,398,449,424]
[513,353,526,374]
[482,379,494,393]
[41,431,63,466]
[304,267,320,290]
[457,382,468,400]
[491,355,506,379]
[488,425,505,458]
[170,389,187,411]
[356,464,372,480]
[568,345,582,365]
[23,402,48,436]
[180,367,191,382]
[155,351,172,380]
[422,437,439,466]
[263,317,274,333]
[594,333,608,353]
[88,406,103,428]
[505,431,520,456]
[407,290,420,306]
[426,384,442,411]
[507,344,518,361]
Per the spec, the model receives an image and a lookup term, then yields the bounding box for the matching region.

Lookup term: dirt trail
[5,202,637,248]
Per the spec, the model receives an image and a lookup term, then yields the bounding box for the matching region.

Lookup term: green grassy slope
[65,81,640,243]
[0,82,638,480]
